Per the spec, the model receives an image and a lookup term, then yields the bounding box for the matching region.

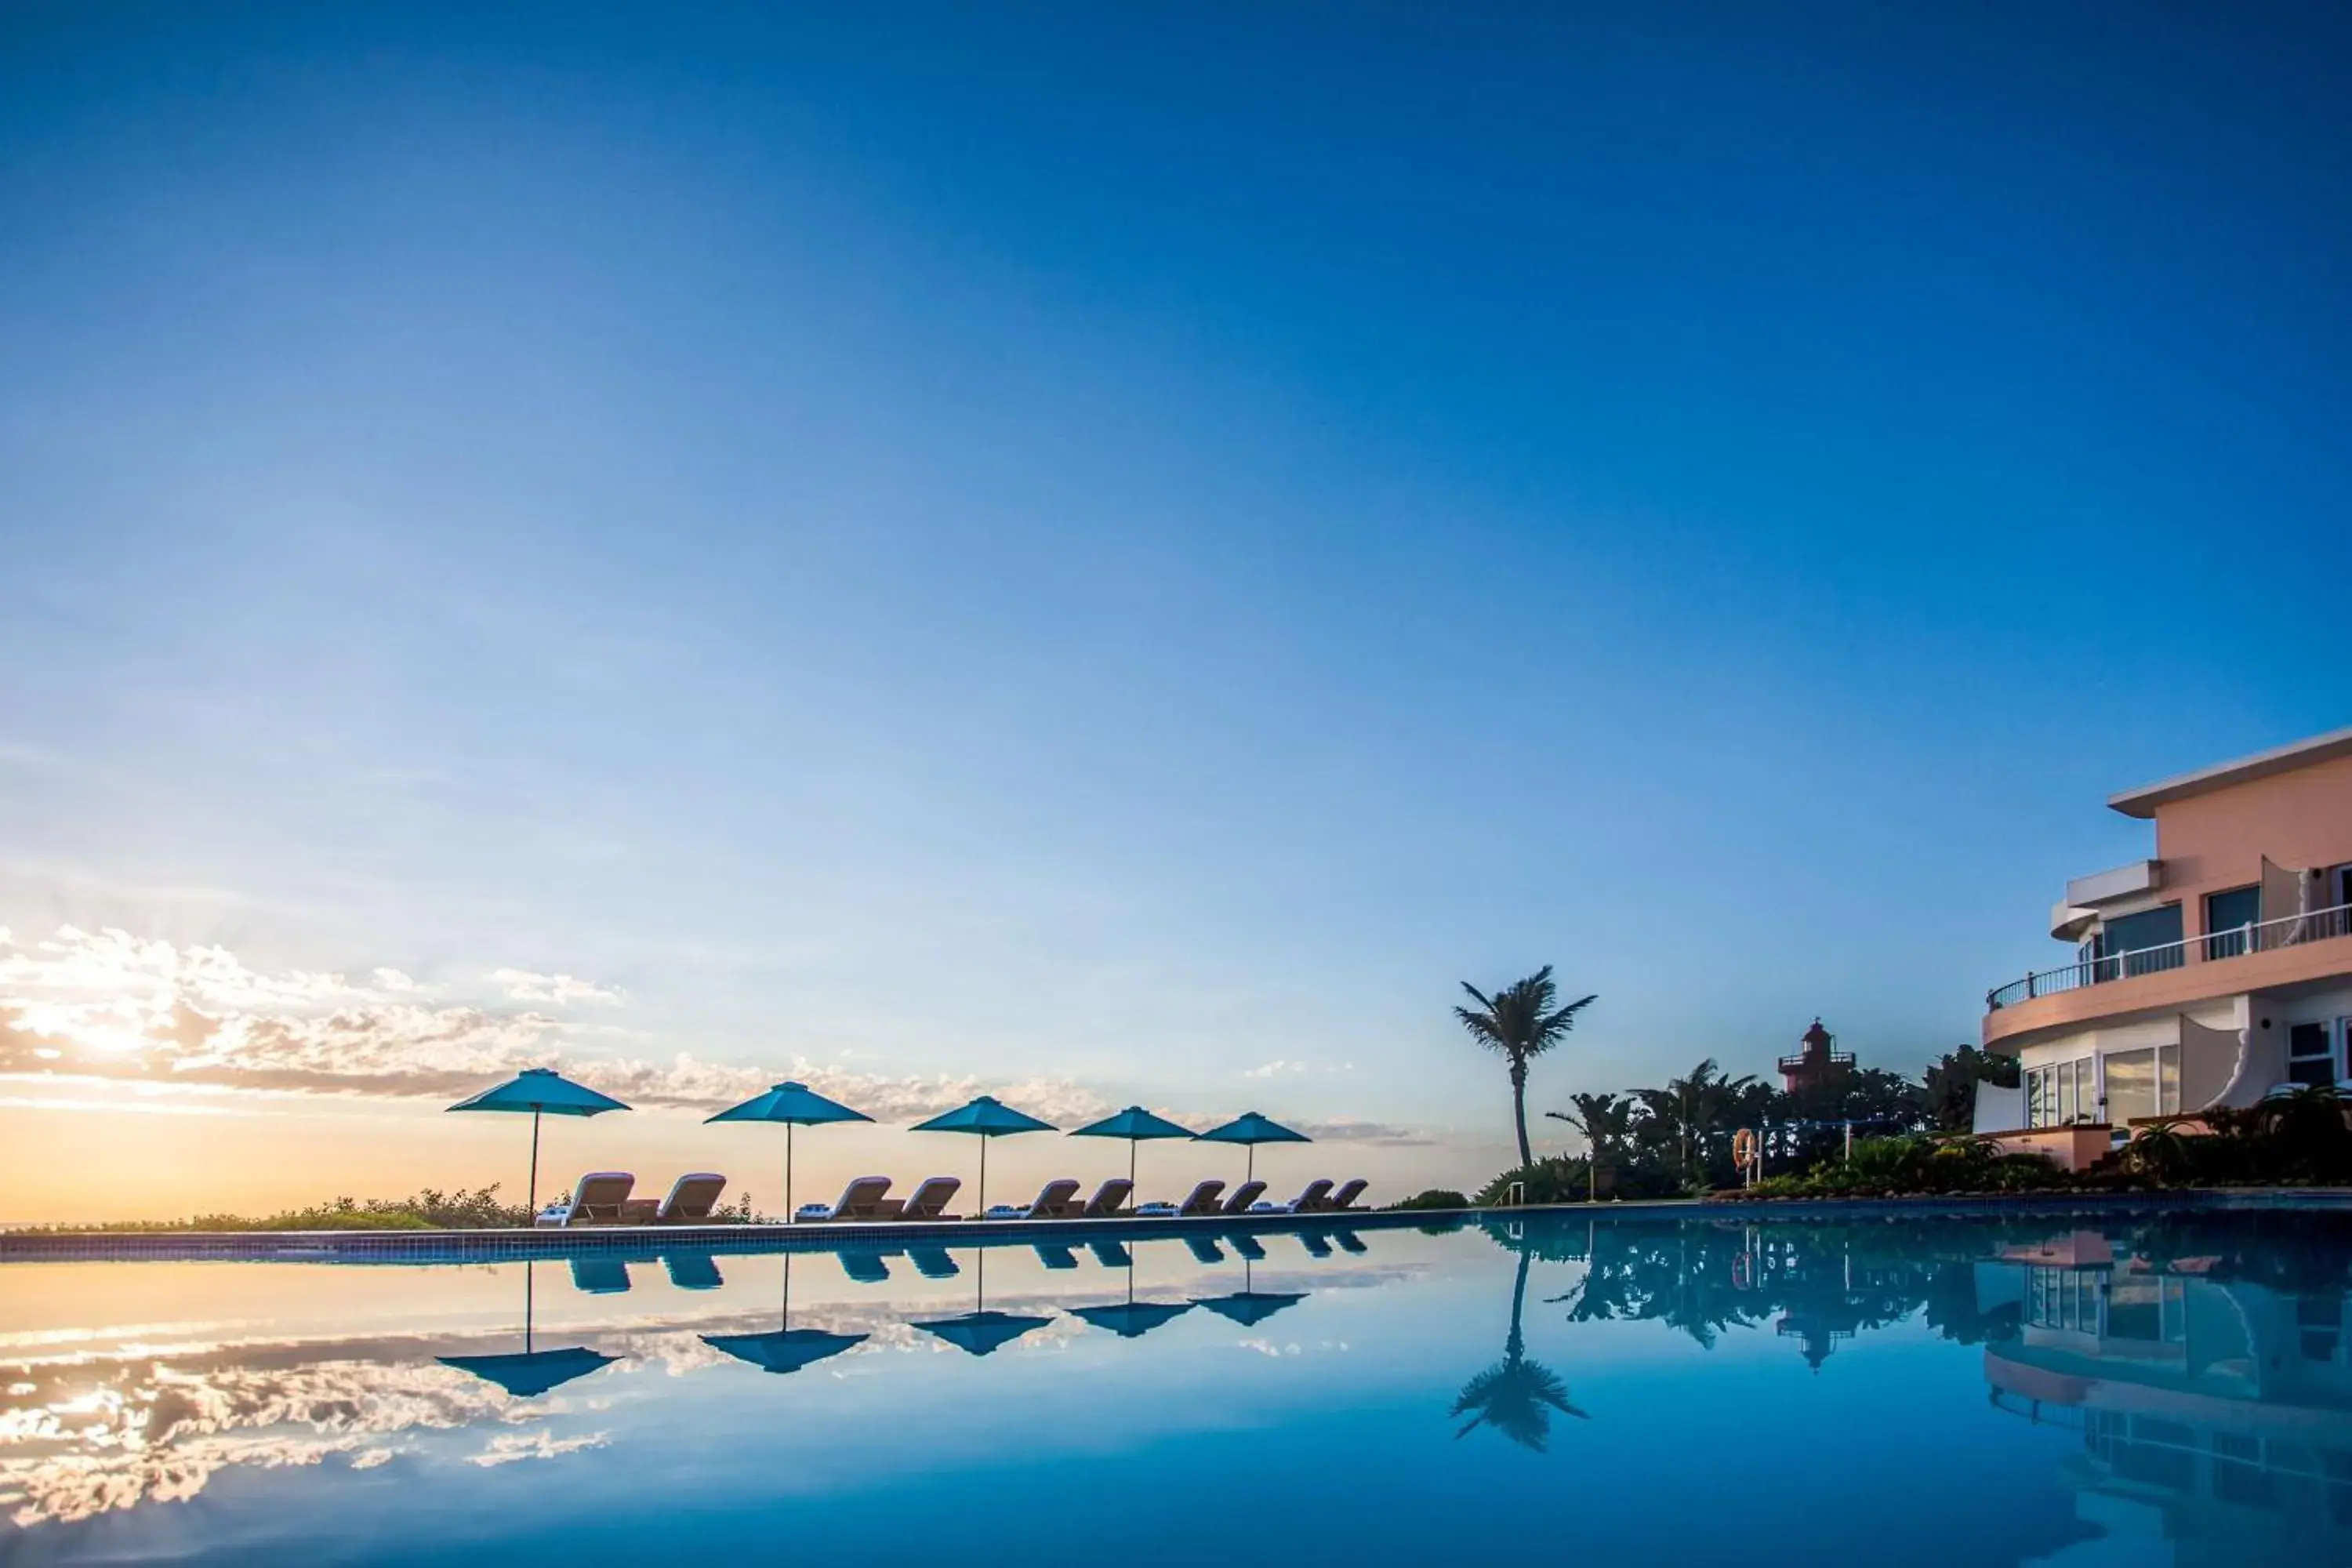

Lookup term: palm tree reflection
[1452,1247,1586,1450]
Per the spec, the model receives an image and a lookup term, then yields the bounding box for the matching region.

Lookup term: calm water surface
[3,1210,2349,1566]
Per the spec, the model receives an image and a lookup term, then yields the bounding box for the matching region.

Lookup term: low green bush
[1389,1188,1471,1212]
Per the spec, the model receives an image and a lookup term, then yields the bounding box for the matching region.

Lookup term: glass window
[2205,885,2260,959]
[2026,1067,2047,1128]
[2109,1276,2167,1341]
[2101,905,2184,978]
[2057,1060,2076,1123]
[2290,1022,2336,1087]
[2106,1049,2157,1125]
[2158,1045,2179,1116]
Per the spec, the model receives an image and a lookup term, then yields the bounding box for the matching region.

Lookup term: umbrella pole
[528,1109,542,1218]
[1129,1141,1138,1191]
[1247,1143,1255,1186]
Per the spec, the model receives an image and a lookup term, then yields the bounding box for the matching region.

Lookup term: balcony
[1778,1047,1854,1074]
[1987,902,2352,1011]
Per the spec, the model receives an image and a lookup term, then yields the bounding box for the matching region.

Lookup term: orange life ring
[1732,1128,1760,1167]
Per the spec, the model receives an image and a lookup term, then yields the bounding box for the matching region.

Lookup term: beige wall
[2154,752,2352,936]
[1983,1126,2115,1173]
[1985,751,2352,1052]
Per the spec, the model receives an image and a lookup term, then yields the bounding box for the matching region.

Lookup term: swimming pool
[3,1204,2348,1566]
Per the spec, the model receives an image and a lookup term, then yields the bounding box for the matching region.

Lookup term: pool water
[3,1208,2350,1566]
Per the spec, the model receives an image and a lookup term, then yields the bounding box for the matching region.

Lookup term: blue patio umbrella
[1193,1254,1306,1327]
[913,1245,1051,1356]
[1073,1299,1193,1338]
[440,1260,618,1397]
[1197,1110,1311,1186]
[1072,1240,1194,1341]
[1193,1287,1306,1327]
[1069,1105,1196,1195]
[706,1080,873,1222]
[447,1067,630,1216]
[909,1095,1056,1215]
[703,1253,867,1377]
[705,1328,866,1375]
[916,1309,1054,1357]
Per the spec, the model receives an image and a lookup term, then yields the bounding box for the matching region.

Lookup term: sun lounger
[535,1172,635,1227]
[1144,1180,1224,1218]
[909,1246,960,1279]
[569,1256,632,1294]
[1033,1243,1080,1270]
[663,1253,724,1290]
[839,1249,891,1284]
[1334,1229,1367,1254]
[1252,1178,1330,1214]
[1078,1178,1132,1218]
[1184,1234,1227,1265]
[1230,1233,1268,1261]
[895,1175,962,1221]
[797,1176,893,1223]
[1298,1233,1334,1258]
[984,1178,1080,1221]
[1088,1240,1134,1269]
[1325,1178,1368,1212]
[1219,1180,1269,1215]
[654,1173,727,1223]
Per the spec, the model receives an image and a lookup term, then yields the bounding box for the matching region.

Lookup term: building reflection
[1479,1209,2352,1556]
[1982,1232,2352,1563]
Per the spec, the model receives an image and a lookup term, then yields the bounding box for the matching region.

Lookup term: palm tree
[1648,1058,1755,1188]
[1456,967,1598,1168]
[1452,1247,1586,1450]
[1546,1091,1634,1201]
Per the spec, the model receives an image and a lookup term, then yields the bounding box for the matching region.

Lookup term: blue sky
[1,3,2348,1206]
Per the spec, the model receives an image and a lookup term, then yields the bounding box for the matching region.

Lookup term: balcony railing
[1987,901,2352,1011]
[1777,1048,1856,1074]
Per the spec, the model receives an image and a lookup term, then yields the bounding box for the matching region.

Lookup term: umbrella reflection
[704,1254,867,1377]
[1192,1246,1306,1327]
[1071,1240,1195,1341]
[914,1247,1052,1357]
[440,1260,619,1399]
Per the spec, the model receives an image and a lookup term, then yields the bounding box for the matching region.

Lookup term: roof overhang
[2110,724,2352,818]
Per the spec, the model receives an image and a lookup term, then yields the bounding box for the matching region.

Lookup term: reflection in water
[1192,1252,1307,1327]
[5,1213,2352,1563]
[912,1247,1055,1357]
[1452,1247,1584,1450]
[702,1254,868,1377]
[1069,1242,1194,1340]
[1480,1210,2352,1561]
[440,1260,619,1397]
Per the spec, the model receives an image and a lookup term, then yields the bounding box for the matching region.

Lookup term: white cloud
[0,1354,520,1527]
[1291,1117,1436,1148]
[467,1429,609,1468]
[0,927,1425,1146]
[0,927,1120,1121]
[490,968,625,1006]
